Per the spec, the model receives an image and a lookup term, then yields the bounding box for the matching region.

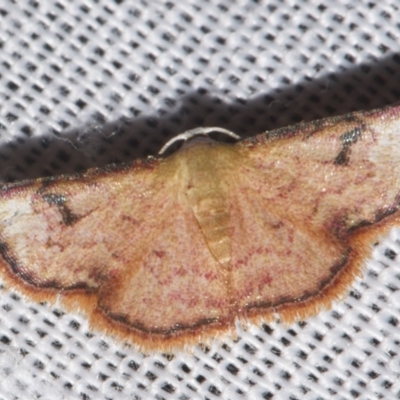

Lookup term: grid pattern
[0,1,400,399]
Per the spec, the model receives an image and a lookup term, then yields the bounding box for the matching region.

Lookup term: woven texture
[0,1,400,399]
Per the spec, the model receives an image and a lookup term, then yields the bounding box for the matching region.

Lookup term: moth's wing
[229,105,400,321]
[0,162,164,289]
[0,160,230,343]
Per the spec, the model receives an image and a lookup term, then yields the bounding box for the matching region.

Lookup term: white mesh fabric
[0,0,400,399]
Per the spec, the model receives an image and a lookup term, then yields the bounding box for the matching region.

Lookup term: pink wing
[229,105,400,321]
[0,159,230,348]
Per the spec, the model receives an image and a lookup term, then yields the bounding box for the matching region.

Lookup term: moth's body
[0,104,400,351]
[173,141,234,271]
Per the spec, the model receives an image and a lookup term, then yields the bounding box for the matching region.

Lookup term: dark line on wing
[103,310,222,336]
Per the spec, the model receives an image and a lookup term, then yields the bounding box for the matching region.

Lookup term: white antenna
[159,127,240,154]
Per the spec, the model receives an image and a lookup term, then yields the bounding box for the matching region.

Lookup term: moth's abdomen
[181,143,234,270]
[187,190,232,269]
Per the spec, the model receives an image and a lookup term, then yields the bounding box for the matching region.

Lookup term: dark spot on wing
[334,126,363,166]
[42,193,80,226]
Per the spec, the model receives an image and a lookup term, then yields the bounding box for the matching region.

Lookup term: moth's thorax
[175,142,237,270]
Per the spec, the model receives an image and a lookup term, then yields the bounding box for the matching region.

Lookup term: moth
[0,104,399,352]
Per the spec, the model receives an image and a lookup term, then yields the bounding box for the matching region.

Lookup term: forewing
[0,160,229,339]
[0,162,165,290]
[230,105,400,319]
